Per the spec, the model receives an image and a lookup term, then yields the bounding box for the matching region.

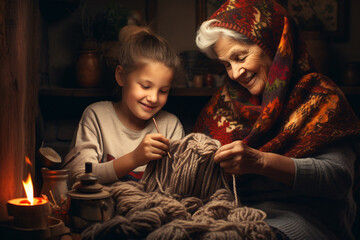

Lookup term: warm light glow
[22,173,34,205]
[25,156,32,167]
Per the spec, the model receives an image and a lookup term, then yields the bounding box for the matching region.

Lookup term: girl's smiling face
[115,60,173,129]
[214,36,272,95]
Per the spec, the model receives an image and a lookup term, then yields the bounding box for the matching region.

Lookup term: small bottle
[193,75,203,88]
[205,74,214,88]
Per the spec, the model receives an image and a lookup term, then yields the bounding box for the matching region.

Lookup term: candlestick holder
[7,197,51,229]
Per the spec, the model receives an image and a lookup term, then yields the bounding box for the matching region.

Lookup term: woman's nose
[231,64,246,80]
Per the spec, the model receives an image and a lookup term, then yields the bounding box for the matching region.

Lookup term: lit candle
[7,198,50,229]
[7,168,50,229]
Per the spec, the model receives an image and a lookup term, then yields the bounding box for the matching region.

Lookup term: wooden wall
[0,0,40,220]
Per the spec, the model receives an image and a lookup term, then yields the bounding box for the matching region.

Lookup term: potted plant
[76,0,131,87]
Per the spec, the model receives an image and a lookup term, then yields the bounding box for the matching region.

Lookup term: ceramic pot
[41,168,69,221]
[67,190,114,232]
[76,50,102,87]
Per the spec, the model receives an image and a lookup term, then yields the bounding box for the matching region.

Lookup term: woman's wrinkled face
[214,36,272,95]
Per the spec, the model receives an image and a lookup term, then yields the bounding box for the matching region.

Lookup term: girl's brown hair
[118,25,180,76]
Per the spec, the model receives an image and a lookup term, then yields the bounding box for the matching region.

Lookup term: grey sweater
[64,101,185,186]
[237,144,356,239]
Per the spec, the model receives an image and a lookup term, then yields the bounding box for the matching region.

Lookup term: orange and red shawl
[193,0,360,159]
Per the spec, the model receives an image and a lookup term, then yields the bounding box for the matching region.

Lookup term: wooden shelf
[39,87,219,97]
[171,87,218,96]
[39,87,111,97]
[38,86,360,98]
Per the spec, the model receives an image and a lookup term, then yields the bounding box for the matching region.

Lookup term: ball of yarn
[227,207,267,222]
[81,215,139,240]
[146,223,190,240]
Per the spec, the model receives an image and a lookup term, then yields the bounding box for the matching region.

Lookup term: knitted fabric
[81,133,276,239]
[193,0,360,158]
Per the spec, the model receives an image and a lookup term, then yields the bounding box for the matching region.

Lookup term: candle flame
[22,173,34,205]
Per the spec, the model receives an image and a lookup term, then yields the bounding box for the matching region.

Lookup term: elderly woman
[193,0,360,239]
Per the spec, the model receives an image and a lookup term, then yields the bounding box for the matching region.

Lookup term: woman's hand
[214,141,295,186]
[132,133,170,166]
[214,141,265,175]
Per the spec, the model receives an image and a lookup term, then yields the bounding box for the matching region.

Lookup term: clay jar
[193,75,204,88]
[76,50,102,87]
[41,168,69,221]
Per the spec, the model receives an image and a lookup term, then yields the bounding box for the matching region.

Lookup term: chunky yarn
[142,133,229,200]
[81,133,275,240]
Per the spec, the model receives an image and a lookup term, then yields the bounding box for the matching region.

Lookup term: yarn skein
[82,133,275,240]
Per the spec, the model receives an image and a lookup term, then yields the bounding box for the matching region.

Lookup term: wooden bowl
[39,147,62,169]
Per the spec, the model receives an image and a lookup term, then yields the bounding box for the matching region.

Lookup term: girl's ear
[115,65,125,86]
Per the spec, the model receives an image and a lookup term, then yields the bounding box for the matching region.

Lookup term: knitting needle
[152,117,172,159]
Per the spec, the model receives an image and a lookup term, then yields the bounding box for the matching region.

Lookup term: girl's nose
[147,90,158,103]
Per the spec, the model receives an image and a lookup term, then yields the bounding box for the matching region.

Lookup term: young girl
[64,25,185,186]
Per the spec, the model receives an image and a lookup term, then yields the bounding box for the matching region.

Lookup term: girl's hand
[133,133,170,166]
[214,141,265,175]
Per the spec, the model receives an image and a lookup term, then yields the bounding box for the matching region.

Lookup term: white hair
[195,19,252,59]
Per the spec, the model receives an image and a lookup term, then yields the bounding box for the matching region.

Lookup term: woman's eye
[140,84,150,89]
[237,56,246,62]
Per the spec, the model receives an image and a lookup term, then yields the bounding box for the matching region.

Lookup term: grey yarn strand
[82,133,276,240]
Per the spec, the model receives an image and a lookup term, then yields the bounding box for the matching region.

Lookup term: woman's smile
[242,72,256,85]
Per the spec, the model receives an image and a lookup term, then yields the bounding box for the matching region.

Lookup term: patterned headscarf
[193,0,360,158]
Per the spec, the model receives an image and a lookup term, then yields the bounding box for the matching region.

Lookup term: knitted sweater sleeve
[292,143,356,199]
